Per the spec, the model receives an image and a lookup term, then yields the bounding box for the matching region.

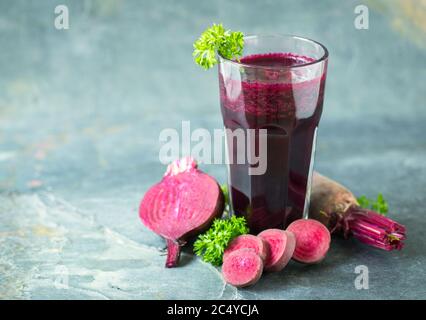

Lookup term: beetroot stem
[165,239,182,268]
[344,207,406,251]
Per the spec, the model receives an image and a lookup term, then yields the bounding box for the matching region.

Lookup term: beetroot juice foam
[219,51,327,233]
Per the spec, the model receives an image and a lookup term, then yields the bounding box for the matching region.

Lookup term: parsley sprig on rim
[193,23,244,70]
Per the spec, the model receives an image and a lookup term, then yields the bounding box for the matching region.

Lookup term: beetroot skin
[139,157,224,268]
[310,172,406,251]
[222,249,264,287]
[287,219,331,264]
[224,234,268,262]
[258,229,296,272]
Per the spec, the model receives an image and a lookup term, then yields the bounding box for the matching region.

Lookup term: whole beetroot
[139,157,224,268]
[310,172,406,251]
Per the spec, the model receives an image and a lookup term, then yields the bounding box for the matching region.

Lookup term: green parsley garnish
[193,23,244,70]
[193,215,249,266]
[357,193,389,215]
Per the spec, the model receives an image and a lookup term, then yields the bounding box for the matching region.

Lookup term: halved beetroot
[258,229,296,272]
[222,248,263,287]
[224,234,268,261]
[139,157,224,268]
[287,219,331,264]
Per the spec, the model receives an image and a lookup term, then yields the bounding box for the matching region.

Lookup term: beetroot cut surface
[139,157,224,268]
[224,234,268,262]
[258,229,296,272]
[222,248,263,287]
[287,219,331,264]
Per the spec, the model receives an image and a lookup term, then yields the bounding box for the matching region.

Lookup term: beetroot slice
[257,229,295,272]
[224,234,268,262]
[287,219,331,264]
[222,249,263,287]
[139,157,224,268]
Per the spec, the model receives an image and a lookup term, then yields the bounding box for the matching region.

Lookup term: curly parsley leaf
[193,215,249,266]
[357,193,389,215]
[193,23,244,70]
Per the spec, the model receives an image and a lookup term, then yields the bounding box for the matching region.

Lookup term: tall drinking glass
[218,35,328,233]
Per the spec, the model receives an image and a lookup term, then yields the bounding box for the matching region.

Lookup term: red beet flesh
[258,229,296,272]
[287,219,331,264]
[224,234,268,262]
[222,249,264,287]
[139,157,224,268]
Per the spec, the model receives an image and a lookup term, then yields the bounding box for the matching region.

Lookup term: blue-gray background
[0,0,425,299]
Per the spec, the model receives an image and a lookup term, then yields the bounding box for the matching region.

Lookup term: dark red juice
[219,53,327,233]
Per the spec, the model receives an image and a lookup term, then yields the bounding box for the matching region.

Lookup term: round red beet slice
[139,157,224,268]
[224,234,268,262]
[287,219,331,264]
[222,249,263,287]
[258,229,296,272]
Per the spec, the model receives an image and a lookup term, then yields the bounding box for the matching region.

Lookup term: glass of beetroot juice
[218,35,328,233]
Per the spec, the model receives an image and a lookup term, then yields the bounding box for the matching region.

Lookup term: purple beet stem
[339,207,406,251]
[165,239,181,268]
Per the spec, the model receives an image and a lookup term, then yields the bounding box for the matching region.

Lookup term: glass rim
[218,34,329,70]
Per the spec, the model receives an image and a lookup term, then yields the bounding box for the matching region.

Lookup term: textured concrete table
[1,0,425,299]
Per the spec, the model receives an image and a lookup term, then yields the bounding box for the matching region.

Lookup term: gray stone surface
[0,0,425,299]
